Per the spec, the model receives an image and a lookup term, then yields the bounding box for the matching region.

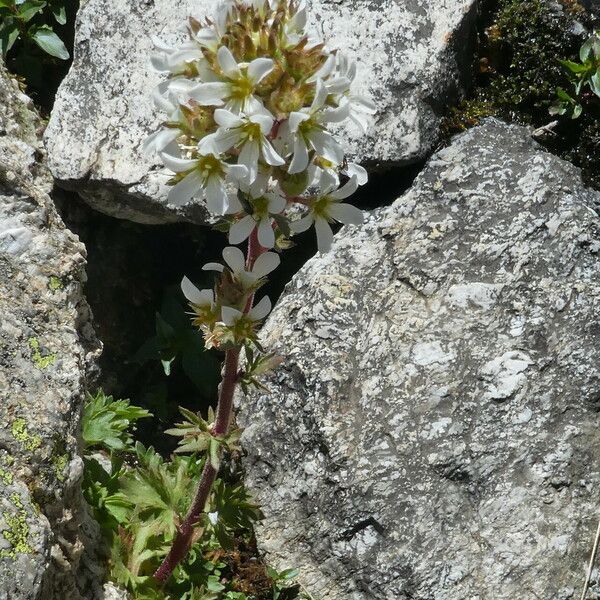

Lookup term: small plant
[550,32,600,119]
[143,0,374,586]
[81,392,302,599]
[0,0,69,59]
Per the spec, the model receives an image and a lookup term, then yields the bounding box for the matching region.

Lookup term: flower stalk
[154,228,264,584]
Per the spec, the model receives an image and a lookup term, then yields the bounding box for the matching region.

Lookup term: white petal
[202,262,225,272]
[308,54,335,82]
[214,109,244,129]
[289,214,314,233]
[311,79,328,112]
[250,113,274,135]
[324,76,351,95]
[225,192,243,214]
[266,192,286,214]
[288,137,309,174]
[205,177,229,215]
[353,94,377,114]
[350,110,372,133]
[314,216,334,253]
[150,54,169,72]
[229,215,256,245]
[247,57,274,84]
[252,251,280,278]
[261,139,285,166]
[167,170,204,206]
[319,169,339,194]
[188,82,228,105]
[321,102,350,123]
[221,306,242,326]
[288,111,310,133]
[329,175,358,200]
[226,164,250,184]
[346,162,368,186]
[328,202,364,225]
[223,246,246,273]
[257,217,275,248]
[248,295,272,321]
[143,128,179,156]
[153,82,176,112]
[211,129,242,153]
[160,153,198,173]
[238,141,260,182]
[308,130,344,165]
[217,46,241,78]
[181,276,213,305]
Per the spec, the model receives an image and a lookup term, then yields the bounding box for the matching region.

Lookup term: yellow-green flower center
[311,195,331,219]
[229,74,254,101]
[251,195,270,218]
[198,154,224,181]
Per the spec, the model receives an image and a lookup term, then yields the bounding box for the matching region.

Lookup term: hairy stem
[153,226,264,584]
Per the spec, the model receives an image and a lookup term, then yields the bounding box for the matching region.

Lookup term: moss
[442,0,600,188]
[11,419,42,452]
[48,275,64,291]
[28,337,57,369]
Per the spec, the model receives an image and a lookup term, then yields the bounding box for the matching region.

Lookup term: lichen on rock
[0,58,104,600]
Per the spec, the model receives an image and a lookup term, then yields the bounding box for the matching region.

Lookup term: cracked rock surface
[44,0,476,224]
[239,119,600,599]
[0,60,103,600]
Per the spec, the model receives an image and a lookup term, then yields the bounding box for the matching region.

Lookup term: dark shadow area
[55,162,421,451]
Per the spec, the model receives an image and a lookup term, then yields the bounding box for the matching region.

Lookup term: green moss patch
[443,0,600,188]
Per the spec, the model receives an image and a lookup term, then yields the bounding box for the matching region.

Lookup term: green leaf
[17,0,46,21]
[0,1,16,7]
[572,103,583,119]
[50,0,66,24]
[82,390,152,452]
[590,70,600,99]
[558,59,588,75]
[0,20,19,55]
[31,25,69,59]
[580,37,593,62]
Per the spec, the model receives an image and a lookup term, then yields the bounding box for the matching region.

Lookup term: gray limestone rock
[238,119,600,599]
[0,61,102,599]
[44,0,477,224]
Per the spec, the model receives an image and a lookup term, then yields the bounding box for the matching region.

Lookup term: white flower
[203,246,280,288]
[160,145,248,214]
[306,160,368,189]
[150,37,205,75]
[279,79,349,174]
[290,174,363,253]
[187,46,274,114]
[143,126,180,156]
[229,189,287,248]
[209,109,284,182]
[221,295,272,327]
[330,55,376,132]
[181,276,215,308]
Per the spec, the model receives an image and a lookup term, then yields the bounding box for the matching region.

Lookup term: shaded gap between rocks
[54,163,421,453]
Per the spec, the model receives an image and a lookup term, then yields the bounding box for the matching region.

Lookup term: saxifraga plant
[144,0,375,584]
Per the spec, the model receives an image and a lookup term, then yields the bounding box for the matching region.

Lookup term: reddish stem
[153,226,265,585]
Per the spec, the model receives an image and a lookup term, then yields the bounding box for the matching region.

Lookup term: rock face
[0,61,102,599]
[239,119,600,599]
[44,0,476,224]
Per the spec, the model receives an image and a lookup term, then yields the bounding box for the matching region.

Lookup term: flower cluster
[145,0,374,351]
